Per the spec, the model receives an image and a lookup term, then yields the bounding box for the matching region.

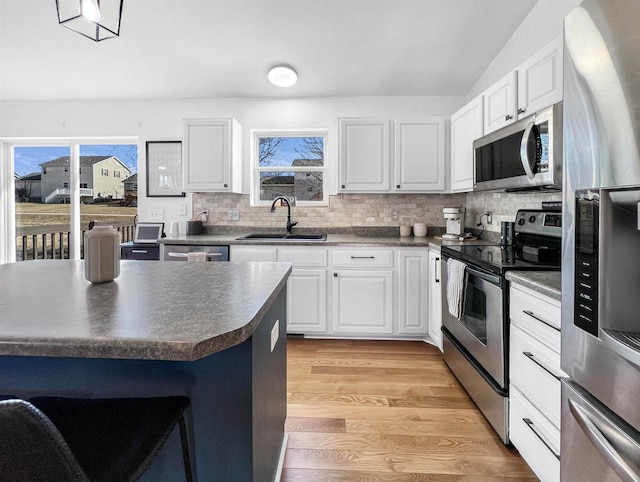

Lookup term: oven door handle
[465,265,501,286]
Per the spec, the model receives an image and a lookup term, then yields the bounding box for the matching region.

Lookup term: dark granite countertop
[159,233,494,251]
[0,260,292,361]
[506,271,562,301]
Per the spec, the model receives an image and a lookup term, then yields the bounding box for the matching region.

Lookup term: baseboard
[274,431,289,482]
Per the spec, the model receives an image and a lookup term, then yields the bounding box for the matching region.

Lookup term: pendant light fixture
[56,0,124,42]
[267,65,298,87]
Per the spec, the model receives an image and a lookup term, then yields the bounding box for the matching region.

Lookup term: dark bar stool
[0,396,193,482]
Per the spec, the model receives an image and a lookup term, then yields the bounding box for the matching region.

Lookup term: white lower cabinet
[397,250,429,335]
[287,269,328,334]
[231,245,436,338]
[427,250,443,351]
[231,246,328,334]
[509,282,564,482]
[332,269,394,334]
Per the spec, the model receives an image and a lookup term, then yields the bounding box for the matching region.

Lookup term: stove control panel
[515,210,562,238]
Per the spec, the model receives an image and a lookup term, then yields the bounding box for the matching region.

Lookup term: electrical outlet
[391,208,399,221]
[486,211,493,224]
[229,209,240,221]
[270,319,280,352]
[180,204,187,216]
[149,208,163,221]
[286,196,296,206]
[202,210,208,222]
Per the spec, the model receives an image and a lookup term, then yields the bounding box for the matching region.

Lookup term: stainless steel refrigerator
[562,1,640,480]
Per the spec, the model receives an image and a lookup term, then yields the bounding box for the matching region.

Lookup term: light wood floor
[281,338,537,481]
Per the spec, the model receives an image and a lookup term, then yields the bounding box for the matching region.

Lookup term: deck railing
[15,221,135,261]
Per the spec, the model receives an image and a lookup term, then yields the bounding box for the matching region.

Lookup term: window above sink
[251,130,328,208]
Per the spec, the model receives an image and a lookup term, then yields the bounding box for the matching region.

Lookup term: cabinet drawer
[331,249,393,268]
[121,245,160,260]
[510,387,560,482]
[511,324,565,428]
[278,248,327,267]
[510,284,561,350]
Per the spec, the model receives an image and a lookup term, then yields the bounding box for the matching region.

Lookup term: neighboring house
[123,173,138,206]
[260,158,323,201]
[260,174,294,201]
[15,172,42,202]
[292,159,323,201]
[40,156,132,203]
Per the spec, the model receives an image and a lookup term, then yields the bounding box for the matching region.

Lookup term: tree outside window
[253,132,327,206]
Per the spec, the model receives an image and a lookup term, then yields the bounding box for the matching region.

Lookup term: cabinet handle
[131,250,148,254]
[523,310,560,332]
[334,273,338,277]
[351,256,375,259]
[396,184,401,188]
[522,418,560,460]
[505,114,513,121]
[518,108,526,114]
[341,185,346,189]
[435,257,440,283]
[522,351,562,381]
[223,183,228,188]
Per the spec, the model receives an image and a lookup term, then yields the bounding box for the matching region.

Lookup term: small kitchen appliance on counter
[442,207,465,239]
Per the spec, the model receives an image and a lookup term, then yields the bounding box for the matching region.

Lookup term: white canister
[399,225,412,236]
[413,223,428,237]
[84,226,121,284]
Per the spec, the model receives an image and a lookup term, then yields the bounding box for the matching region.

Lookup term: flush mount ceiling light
[267,65,298,87]
[56,0,124,42]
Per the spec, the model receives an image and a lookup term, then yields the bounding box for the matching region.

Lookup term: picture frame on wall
[146,141,185,197]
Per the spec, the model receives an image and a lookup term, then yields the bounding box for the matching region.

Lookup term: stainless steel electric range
[440,209,562,443]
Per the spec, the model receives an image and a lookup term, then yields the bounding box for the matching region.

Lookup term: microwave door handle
[568,399,640,482]
[519,120,537,180]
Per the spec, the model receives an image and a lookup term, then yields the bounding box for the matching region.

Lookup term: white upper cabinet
[339,118,390,192]
[483,70,518,134]
[516,36,563,119]
[450,96,483,192]
[182,118,243,193]
[393,118,445,192]
[482,36,563,135]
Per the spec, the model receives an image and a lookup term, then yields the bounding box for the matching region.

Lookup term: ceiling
[0,0,537,101]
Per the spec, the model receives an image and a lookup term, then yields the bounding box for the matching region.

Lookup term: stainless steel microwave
[473,102,563,191]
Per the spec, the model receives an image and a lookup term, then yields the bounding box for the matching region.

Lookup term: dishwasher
[161,244,229,261]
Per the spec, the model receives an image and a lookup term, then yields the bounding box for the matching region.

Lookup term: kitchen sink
[237,233,327,241]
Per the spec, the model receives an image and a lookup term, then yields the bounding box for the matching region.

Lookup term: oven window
[461,276,488,344]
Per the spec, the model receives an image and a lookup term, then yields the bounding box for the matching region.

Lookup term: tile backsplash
[465,190,562,232]
[193,190,561,234]
[194,193,466,230]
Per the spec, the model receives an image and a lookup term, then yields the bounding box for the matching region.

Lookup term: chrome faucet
[270,196,297,234]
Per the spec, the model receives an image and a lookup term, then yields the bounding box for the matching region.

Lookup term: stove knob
[528,215,537,223]
[518,218,525,225]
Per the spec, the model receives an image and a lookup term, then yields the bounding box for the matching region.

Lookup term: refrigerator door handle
[569,399,640,482]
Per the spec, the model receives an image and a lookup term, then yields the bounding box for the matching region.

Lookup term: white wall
[0,96,463,228]
[467,0,582,100]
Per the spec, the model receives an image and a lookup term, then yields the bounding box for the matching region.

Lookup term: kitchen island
[0,260,292,481]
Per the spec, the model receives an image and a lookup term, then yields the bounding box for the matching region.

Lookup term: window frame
[0,137,137,265]
[251,129,328,207]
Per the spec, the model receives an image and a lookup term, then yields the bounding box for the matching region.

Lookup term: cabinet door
[230,246,277,262]
[339,118,390,192]
[183,119,242,193]
[332,270,393,334]
[483,71,517,134]
[287,269,328,334]
[397,250,429,334]
[393,118,445,192]
[428,251,443,351]
[450,97,483,193]
[517,36,563,119]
